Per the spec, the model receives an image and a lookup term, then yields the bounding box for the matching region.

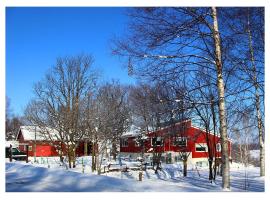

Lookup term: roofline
[121,119,233,142]
[191,126,233,142]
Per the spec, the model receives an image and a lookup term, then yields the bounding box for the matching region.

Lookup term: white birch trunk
[247,11,265,176]
[211,7,230,189]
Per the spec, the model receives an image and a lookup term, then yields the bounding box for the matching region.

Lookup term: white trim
[173,137,187,147]
[216,143,221,152]
[195,143,208,152]
[192,125,233,142]
[151,136,163,147]
[120,138,128,147]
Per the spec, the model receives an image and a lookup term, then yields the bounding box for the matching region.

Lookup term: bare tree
[25,54,98,168]
[113,7,234,188]
[82,80,130,174]
[223,7,264,176]
[6,97,23,140]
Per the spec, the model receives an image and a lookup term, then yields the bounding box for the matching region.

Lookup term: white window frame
[121,138,128,147]
[195,143,208,152]
[173,137,187,147]
[151,136,163,146]
[216,143,221,152]
[134,140,140,147]
[28,145,32,151]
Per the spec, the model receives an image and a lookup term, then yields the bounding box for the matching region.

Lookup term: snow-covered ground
[5,157,264,192]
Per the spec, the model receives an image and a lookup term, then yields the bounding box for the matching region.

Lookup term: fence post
[26,145,29,163]
[9,144,12,162]
[82,157,84,173]
[47,157,50,168]
[139,171,143,181]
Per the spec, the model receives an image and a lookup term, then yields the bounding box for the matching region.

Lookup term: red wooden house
[120,120,232,166]
[16,126,91,157]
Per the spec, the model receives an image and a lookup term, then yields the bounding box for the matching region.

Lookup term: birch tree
[224,7,264,176]
[113,7,234,189]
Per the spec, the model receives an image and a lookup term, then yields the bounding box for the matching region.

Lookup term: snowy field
[5,157,264,192]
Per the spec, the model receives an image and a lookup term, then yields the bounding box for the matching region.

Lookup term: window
[195,143,208,152]
[151,137,163,146]
[196,161,208,167]
[28,146,32,151]
[216,143,221,152]
[135,140,140,147]
[121,138,128,147]
[174,137,187,147]
[12,148,20,153]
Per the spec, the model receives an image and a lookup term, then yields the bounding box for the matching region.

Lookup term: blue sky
[6,7,135,116]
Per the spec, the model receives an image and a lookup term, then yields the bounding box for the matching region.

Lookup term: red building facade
[120,120,232,166]
[16,126,91,157]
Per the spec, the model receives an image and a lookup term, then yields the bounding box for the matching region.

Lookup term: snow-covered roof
[17,126,59,141]
[5,140,19,148]
[122,125,141,137]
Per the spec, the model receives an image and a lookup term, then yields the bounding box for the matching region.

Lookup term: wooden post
[139,171,143,181]
[26,145,29,163]
[84,141,88,156]
[9,144,12,162]
[34,126,37,163]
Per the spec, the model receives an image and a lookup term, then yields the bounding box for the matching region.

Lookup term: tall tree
[25,54,98,168]
[223,7,264,176]
[113,7,235,189]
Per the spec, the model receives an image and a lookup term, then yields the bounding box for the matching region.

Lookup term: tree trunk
[213,160,217,180]
[211,96,217,181]
[247,10,265,176]
[9,144,12,162]
[257,93,265,176]
[112,142,117,160]
[72,148,76,168]
[92,142,96,172]
[209,159,213,181]
[211,7,230,189]
[183,159,187,177]
[68,151,72,169]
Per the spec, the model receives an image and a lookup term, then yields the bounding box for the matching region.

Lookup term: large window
[121,138,129,147]
[151,137,163,146]
[195,143,208,152]
[216,143,221,152]
[173,137,187,147]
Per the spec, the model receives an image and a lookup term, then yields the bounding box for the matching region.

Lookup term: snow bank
[6,161,204,192]
[6,159,264,192]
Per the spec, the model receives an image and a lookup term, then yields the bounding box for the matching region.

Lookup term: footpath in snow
[5,158,265,192]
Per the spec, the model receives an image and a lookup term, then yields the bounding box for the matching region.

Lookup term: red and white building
[16,126,91,157]
[120,120,232,166]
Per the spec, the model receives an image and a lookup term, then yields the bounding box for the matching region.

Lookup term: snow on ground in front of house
[5,157,264,192]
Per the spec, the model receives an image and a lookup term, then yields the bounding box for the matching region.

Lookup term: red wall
[120,121,232,159]
[17,130,86,157]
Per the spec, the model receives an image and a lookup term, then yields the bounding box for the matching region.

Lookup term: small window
[152,137,163,146]
[28,146,32,151]
[12,148,20,153]
[216,143,221,152]
[121,138,128,147]
[174,137,187,147]
[195,143,208,152]
[134,140,140,147]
